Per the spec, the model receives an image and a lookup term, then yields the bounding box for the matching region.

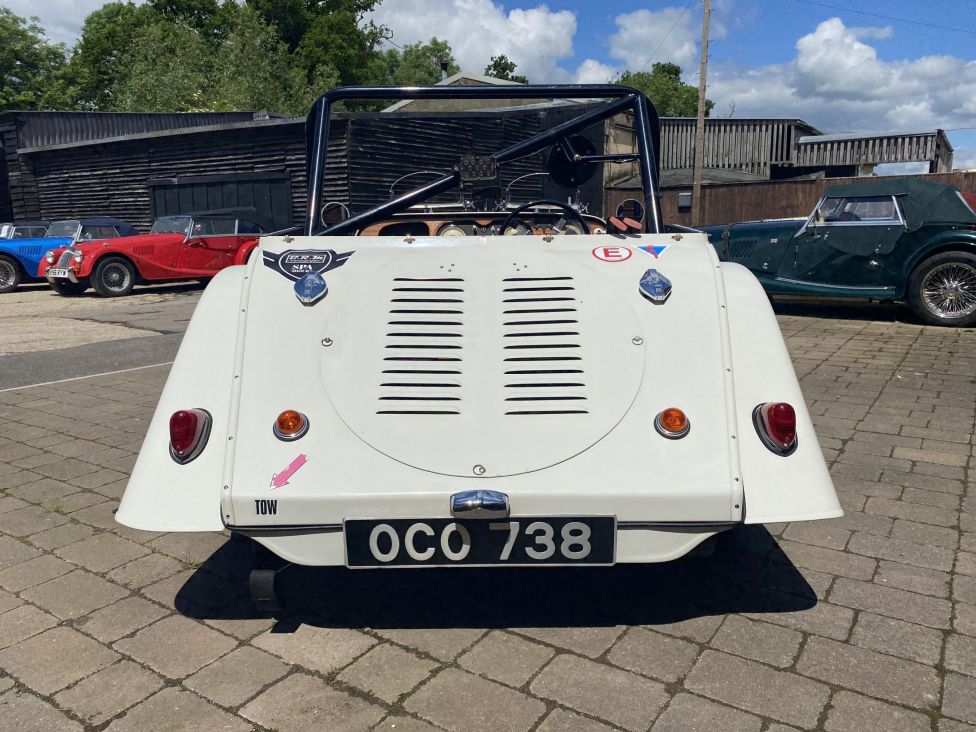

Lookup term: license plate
[48,268,71,278]
[344,516,615,568]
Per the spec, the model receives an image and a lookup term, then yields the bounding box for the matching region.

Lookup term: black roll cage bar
[304,84,662,236]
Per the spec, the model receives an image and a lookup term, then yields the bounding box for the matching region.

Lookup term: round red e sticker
[592,245,632,262]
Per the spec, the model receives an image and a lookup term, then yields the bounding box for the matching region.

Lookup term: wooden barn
[0,89,957,230]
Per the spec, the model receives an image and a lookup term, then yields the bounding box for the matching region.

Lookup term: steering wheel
[498,199,590,236]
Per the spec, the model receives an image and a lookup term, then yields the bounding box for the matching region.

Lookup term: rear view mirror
[615,199,645,223]
[547,135,597,188]
[322,201,350,226]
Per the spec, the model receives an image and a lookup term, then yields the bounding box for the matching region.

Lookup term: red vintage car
[39,213,263,296]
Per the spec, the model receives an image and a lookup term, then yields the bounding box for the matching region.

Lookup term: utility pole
[692,0,711,226]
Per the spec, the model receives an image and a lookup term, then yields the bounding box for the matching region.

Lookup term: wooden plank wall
[606,171,976,228]
[793,134,941,167]
[657,118,806,176]
[19,122,336,230]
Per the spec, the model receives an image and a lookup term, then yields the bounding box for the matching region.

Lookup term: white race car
[118,85,841,608]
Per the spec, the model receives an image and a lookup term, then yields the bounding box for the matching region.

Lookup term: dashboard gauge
[592,226,606,235]
[438,224,467,236]
[561,223,584,235]
[503,226,520,236]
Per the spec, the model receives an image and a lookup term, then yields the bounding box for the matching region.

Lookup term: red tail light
[169,408,212,463]
[754,402,797,455]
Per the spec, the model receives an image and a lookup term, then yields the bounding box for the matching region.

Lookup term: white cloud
[709,17,976,142]
[369,0,577,83]
[572,3,733,86]
[849,25,893,40]
[608,7,701,71]
[874,162,929,176]
[3,0,125,45]
[574,59,616,85]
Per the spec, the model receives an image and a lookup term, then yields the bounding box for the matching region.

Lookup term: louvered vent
[19,245,42,256]
[729,239,758,259]
[133,245,155,256]
[378,278,464,415]
[502,276,587,416]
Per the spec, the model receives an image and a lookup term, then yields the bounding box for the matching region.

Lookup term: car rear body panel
[118,233,841,565]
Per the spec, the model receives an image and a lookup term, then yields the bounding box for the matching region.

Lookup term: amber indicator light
[273,410,309,441]
[654,407,690,439]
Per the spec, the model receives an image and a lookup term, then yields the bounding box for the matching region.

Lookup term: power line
[788,0,976,37]
[637,0,699,73]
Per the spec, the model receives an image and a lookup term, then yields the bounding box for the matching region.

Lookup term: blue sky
[11,0,976,166]
[556,0,976,71]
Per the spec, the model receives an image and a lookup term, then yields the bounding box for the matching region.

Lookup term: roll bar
[304,84,662,236]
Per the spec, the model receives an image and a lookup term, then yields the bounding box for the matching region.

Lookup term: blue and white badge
[294,271,328,305]
[638,268,672,303]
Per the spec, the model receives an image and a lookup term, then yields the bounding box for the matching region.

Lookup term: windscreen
[46,221,79,238]
[151,216,192,235]
[316,98,644,224]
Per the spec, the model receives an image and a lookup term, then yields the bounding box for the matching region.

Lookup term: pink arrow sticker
[271,454,307,489]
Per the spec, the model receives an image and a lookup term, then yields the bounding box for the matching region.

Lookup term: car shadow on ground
[17,281,206,296]
[176,525,816,630]
[771,298,920,325]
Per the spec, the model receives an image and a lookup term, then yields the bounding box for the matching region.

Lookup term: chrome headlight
[72,250,83,263]
[44,252,55,264]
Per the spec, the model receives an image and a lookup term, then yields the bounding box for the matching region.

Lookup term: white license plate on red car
[344,516,615,568]
[48,268,71,278]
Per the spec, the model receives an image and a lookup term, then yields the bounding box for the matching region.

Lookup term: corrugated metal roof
[16,116,303,154]
[797,130,941,144]
[0,110,260,150]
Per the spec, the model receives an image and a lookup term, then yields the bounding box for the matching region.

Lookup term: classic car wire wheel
[921,262,976,318]
[101,262,131,291]
[0,258,16,289]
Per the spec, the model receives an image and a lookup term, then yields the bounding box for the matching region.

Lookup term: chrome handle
[450,490,510,519]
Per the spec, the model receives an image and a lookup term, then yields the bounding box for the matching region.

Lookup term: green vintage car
[701,178,976,327]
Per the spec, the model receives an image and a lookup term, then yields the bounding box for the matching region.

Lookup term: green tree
[484,54,527,83]
[211,6,332,114]
[66,2,156,109]
[147,0,242,40]
[294,0,386,86]
[246,0,308,51]
[0,8,69,110]
[366,38,459,86]
[618,63,713,117]
[110,20,212,111]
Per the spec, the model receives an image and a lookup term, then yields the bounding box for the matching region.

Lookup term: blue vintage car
[0,217,137,293]
[0,221,49,240]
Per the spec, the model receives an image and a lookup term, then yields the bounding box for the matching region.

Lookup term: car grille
[56,251,73,268]
[376,275,587,417]
[378,278,465,415]
[501,276,587,415]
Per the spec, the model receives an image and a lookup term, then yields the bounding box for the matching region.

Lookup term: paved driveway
[0,295,973,731]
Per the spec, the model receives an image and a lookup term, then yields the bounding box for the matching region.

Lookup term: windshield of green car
[814,196,900,224]
[151,216,192,235]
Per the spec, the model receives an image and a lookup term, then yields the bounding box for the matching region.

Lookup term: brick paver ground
[0,310,973,731]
